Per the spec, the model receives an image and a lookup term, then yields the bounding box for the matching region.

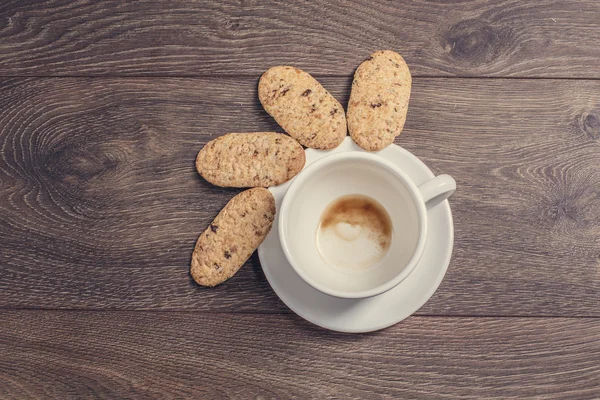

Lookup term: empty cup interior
[281,155,421,296]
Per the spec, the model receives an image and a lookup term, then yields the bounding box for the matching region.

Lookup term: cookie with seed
[190,188,276,287]
[347,50,412,151]
[258,66,346,150]
[196,132,305,188]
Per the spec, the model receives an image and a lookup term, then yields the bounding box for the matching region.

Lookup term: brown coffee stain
[320,194,392,251]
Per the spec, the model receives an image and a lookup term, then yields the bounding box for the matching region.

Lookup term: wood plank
[1,77,599,315]
[1,311,599,399]
[0,0,600,77]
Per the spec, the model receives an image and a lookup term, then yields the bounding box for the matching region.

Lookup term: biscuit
[196,132,305,188]
[191,188,276,287]
[258,66,346,150]
[347,50,412,151]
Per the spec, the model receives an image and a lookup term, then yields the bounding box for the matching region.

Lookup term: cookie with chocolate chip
[190,188,276,287]
[258,66,346,149]
[196,132,305,188]
[347,50,412,151]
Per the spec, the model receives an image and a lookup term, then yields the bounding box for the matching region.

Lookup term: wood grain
[1,77,599,315]
[0,0,599,77]
[1,1,598,396]
[1,311,599,399]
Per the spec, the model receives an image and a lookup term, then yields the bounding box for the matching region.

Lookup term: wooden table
[1,1,599,398]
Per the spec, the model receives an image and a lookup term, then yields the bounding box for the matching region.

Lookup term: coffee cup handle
[418,174,456,205]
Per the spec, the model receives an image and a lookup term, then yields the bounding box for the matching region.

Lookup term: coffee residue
[317,195,392,269]
[320,194,392,249]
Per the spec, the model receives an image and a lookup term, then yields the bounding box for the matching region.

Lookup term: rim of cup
[278,151,428,299]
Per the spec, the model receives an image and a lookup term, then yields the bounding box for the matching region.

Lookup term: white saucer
[258,137,454,333]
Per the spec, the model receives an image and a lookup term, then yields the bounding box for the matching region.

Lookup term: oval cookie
[191,188,276,287]
[196,132,305,188]
[258,66,346,150]
[347,50,412,151]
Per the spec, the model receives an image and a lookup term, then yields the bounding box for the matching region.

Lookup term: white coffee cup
[279,151,455,299]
